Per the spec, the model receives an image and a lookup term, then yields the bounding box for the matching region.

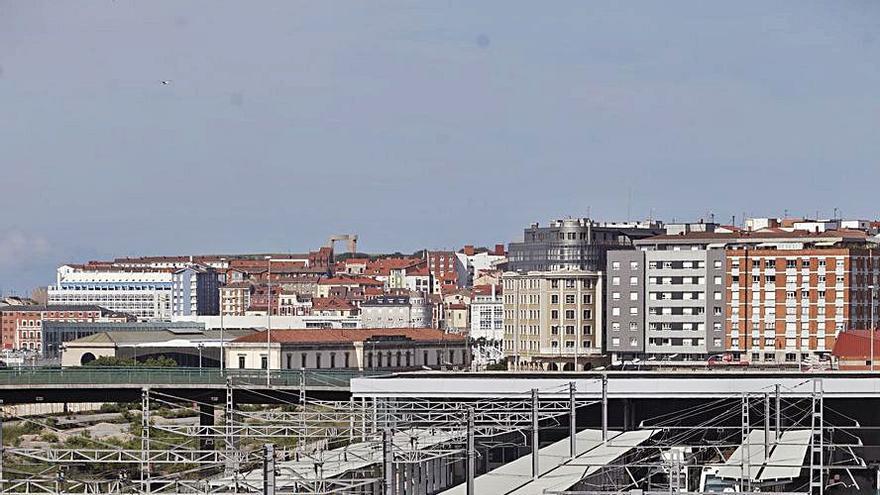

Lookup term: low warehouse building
[62,328,254,367]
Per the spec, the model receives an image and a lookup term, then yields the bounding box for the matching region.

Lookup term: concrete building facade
[225,328,469,371]
[725,247,880,364]
[171,265,220,317]
[502,269,603,371]
[507,218,663,273]
[606,248,726,359]
[48,266,174,321]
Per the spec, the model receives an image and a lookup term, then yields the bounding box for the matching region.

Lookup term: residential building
[173,314,361,330]
[428,251,467,293]
[219,282,253,316]
[633,228,878,363]
[310,297,359,317]
[0,305,131,353]
[171,265,220,316]
[445,304,470,332]
[317,276,384,298]
[502,269,603,371]
[605,248,726,360]
[277,291,312,316]
[455,245,507,286]
[361,294,432,329]
[725,246,880,364]
[507,218,664,273]
[470,286,504,343]
[225,328,469,371]
[48,265,174,320]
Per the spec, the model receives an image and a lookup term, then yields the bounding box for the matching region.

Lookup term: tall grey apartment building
[606,242,726,359]
[507,218,664,273]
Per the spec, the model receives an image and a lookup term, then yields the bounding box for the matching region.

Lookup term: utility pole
[775,383,781,442]
[569,381,577,459]
[383,429,394,495]
[531,388,539,479]
[263,443,275,495]
[871,285,876,372]
[466,407,475,495]
[601,374,608,443]
[266,256,272,386]
[764,392,770,462]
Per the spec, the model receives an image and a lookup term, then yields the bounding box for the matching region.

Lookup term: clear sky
[1,1,880,292]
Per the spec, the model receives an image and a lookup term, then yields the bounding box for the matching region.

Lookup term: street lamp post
[266,256,273,386]
[198,343,204,369]
[871,285,876,372]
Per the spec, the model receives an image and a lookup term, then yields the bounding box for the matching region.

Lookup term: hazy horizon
[2,1,880,292]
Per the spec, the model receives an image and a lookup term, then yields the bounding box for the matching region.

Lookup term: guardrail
[0,367,387,388]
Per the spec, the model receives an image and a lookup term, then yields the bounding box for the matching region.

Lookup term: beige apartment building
[502,269,603,371]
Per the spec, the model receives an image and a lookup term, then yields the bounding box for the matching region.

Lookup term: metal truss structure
[0,376,870,495]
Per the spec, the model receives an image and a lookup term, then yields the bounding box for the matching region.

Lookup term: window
[630,261,639,270]
[612,307,621,316]
[630,292,638,301]
[565,310,575,319]
[713,276,722,285]
[629,322,638,331]
[612,292,621,300]
[583,309,592,319]
[611,337,620,347]
[238,355,246,368]
[629,307,638,315]
[612,277,620,286]
[611,261,620,270]
[629,276,638,286]
[551,295,559,304]
[565,294,575,304]
[611,322,620,331]
[551,310,559,319]
[582,294,592,304]
[583,325,593,335]
[714,260,722,269]
[316,354,322,369]
[261,356,268,370]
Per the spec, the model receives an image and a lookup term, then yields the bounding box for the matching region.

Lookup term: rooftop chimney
[494,244,505,256]
[464,245,475,256]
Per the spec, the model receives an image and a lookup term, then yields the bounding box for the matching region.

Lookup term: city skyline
[3,1,880,290]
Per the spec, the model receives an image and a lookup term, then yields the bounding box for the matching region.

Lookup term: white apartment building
[48,266,173,321]
[171,265,220,317]
[470,290,503,343]
[360,295,433,329]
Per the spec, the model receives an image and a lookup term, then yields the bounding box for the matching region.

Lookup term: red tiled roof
[644,229,869,243]
[232,328,464,344]
[472,284,501,296]
[319,276,384,286]
[832,330,880,359]
[311,297,356,311]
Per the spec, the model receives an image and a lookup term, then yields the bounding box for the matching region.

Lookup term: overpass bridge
[0,368,381,404]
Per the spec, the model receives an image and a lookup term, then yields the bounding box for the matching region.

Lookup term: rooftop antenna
[626,187,632,222]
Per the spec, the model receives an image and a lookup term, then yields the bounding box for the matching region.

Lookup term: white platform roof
[439,429,656,495]
[717,429,811,482]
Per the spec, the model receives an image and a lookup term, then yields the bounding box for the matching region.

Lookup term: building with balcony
[502,269,603,371]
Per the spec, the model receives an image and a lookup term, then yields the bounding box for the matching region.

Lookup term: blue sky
[1,1,880,292]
